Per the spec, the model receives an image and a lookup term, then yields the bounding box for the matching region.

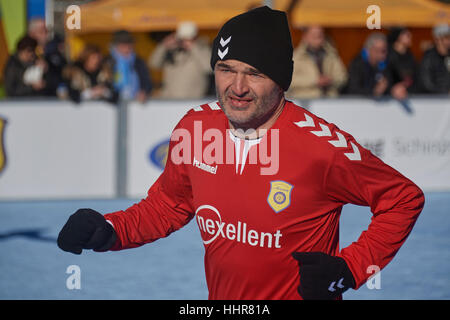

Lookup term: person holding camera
[149,21,212,99]
[3,36,48,97]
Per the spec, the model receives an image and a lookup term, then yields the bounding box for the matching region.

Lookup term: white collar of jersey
[228,129,264,143]
[228,131,263,175]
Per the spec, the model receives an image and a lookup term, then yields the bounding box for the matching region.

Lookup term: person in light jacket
[149,21,212,99]
[287,25,347,99]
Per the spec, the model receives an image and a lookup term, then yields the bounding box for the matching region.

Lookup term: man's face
[368,39,387,65]
[443,35,450,50]
[115,43,134,57]
[435,35,450,54]
[305,26,325,50]
[85,52,102,72]
[214,59,283,131]
[18,48,35,65]
[29,19,48,46]
[398,30,412,48]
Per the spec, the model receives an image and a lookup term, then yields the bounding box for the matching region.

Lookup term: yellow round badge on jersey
[267,180,293,213]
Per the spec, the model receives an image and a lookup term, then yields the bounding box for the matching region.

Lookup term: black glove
[57,208,117,255]
[292,252,355,300]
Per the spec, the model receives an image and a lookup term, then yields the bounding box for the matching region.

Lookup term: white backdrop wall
[0,98,448,200]
[0,100,117,200]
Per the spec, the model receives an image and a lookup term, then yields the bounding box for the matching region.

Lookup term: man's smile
[228,95,253,109]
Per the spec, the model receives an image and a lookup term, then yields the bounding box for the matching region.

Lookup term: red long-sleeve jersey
[104,100,424,299]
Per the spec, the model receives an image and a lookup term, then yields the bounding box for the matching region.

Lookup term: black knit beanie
[210,6,293,92]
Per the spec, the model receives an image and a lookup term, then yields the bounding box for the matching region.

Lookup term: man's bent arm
[104,176,194,250]
[324,127,425,289]
[104,123,195,250]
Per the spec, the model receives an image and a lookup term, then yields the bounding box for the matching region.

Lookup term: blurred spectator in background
[287,25,347,99]
[44,34,68,97]
[27,17,52,95]
[3,36,48,97]
[27,17,48,57]
[149,21,212,99]
[386,27,418,100]
[419,24,450,94]
[64,44,118,104]
[108,30,152,102]
[346,32,389,97]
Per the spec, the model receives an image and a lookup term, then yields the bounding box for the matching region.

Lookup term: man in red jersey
[58,6,425,300]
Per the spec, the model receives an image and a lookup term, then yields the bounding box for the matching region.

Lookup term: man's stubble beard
[216,86,283,132]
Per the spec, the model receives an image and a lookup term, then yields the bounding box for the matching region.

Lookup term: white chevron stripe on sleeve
[294,113,361,161]
[344,142,361,161]
[208,102,221,110]
[294,113,315,128]
[328,131,347,148]
[311,123,331,137]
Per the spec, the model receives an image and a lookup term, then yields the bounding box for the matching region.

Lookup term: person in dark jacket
[346,32,390,97]
[419,24,450,94]
[64,44,118,104]
[44,34,68,97]
[3,36,47,97]
[386,27,418,100]
[107,30,152,102]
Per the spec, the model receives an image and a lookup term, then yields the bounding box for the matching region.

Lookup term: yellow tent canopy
[282,0,450,27]
[70,0,264,33]
[71,0,449,34]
